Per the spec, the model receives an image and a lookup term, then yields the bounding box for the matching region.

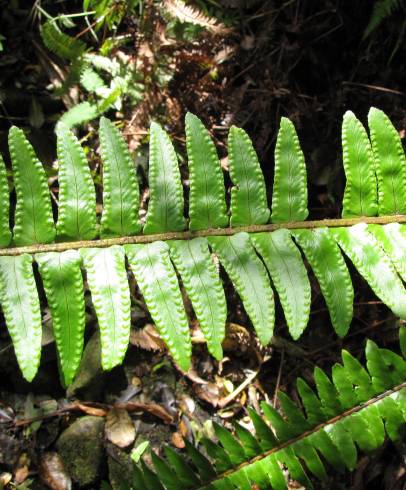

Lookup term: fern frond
[163,0,228,34]
[80,66,107,93]
[57,102,99,129]
[134,332,406,489]
[363,0,402,39]
[0,108,405,383]
[40,20,86,61]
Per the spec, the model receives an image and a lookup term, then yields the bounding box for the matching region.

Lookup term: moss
[57,416,105,486]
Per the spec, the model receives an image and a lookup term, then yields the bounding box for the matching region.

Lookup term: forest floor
[1,1,406,488]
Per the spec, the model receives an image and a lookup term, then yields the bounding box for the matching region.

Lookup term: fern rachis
[0,107,405,385]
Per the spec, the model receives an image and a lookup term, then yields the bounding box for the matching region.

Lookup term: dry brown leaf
[163,0,230,35]
[178,418,189,438]
[39,452,71,490]
[105,408,136,448]
[0,473,12,487]
[171,431,185,449]
[183,366,208,385]
[222,322,251,351]
[117,402,174,424]
[194,382,220,406]
[74,403,107,417]
[130,324,167,352]
[14,453,30,484]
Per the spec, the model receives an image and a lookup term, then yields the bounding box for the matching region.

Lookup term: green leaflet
[56,125,97,240]
[341,111,378,218]
[169,238,226,360]
[135,334,406,490]
[81,246,131,370]
[271,117,308,223]
[8,126,55,246]
[314,367,342,419]
[292,228,354,337]
[0,155,11,247]
[125,242,192,371]
[368,223,406,281]
[296,378,325,426]
[368,107,406,215]
[144,122,186,233]
[99,117,141,237]
[185,113,228,231]
[164,447,201,488]
[208,232,275,346]
[36,250,85,387]
[58,102,99,130]
[331,223,406,319]
[252,229,311,340]
[80,67,106,92]
[228,126,270,226]
[0,254,42,382]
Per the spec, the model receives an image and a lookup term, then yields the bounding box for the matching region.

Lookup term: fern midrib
[2,215,405,257]
[201,381,406,489]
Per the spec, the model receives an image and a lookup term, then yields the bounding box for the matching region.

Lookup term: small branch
[1,215,405,257]
[4,400,174,427]
[217,370,259,408]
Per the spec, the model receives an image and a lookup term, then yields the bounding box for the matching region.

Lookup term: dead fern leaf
[163,0,230,34]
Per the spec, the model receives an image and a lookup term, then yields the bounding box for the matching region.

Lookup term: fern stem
[1,214,405,256]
